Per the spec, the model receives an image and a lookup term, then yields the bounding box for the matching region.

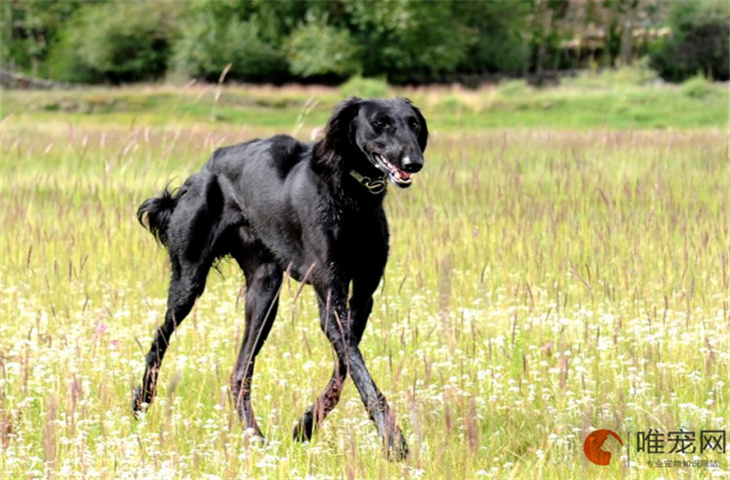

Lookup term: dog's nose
[402,156,423,173]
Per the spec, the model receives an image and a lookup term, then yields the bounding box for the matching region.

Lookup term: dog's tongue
[395,170,411,181]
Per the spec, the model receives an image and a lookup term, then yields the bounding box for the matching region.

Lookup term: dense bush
[345,0,469,83]
[339,75,389,98]
[173,10,288,83]
[284,16,359,79]
[454,1,532,76]
[0,0,84,74]
[680,74,713,99]
[46,1,174,84]
[560,58,660,89]
[649,0,730,81]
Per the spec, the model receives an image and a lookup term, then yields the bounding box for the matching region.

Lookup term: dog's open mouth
[372,154,412,188]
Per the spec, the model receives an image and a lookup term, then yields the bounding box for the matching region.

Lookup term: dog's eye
[373,120,386,131]
[410,119,421,133]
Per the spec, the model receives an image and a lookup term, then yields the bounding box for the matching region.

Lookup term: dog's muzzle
[370,153,414,188]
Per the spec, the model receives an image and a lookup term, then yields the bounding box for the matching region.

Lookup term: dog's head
[317,97,428,189]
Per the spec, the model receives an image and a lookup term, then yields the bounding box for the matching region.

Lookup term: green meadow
[1,78,728,479]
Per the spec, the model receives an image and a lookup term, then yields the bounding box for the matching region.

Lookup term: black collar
[349,169,386,194]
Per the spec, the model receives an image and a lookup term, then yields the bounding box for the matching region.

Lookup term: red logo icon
[584,429,624,465]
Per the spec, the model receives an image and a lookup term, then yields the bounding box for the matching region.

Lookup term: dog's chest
[330,211,389,267]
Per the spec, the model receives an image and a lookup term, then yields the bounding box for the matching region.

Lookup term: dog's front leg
[315,286,408,460]
[292,282,373,442]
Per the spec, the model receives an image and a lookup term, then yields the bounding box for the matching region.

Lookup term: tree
[172,2,287,83]
[285,14,359,79]
[45,1,177,83]
[649,0,730,81]
[346,0,470,83]
[1,0,85,75]
[529,0,569,77]
[453,0,533,76]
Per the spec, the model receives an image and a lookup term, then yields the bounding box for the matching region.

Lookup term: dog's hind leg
[133,260,210,414]
[133,171,226,415]
[230,234,283,440]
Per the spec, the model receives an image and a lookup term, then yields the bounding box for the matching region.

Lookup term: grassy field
[0,81,728,479]
[1,73,728,130]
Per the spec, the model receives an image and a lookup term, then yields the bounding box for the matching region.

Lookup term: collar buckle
[349,170,386,194]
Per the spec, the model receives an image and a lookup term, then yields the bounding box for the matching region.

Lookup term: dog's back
[139,134,319,279]
[208,135,308,182]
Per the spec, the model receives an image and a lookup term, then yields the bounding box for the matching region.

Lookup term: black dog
[133,97,427,459]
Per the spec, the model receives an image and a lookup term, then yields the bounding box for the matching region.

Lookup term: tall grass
[0,92,728,479]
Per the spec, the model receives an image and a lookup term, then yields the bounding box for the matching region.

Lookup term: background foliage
[2,0,729,85]
[45,1,175,84]
[648,0,729,82]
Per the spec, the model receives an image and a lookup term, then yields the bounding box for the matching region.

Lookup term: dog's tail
[137,186,180,247]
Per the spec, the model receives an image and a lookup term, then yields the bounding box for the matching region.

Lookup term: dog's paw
[131,385,148,418]
[386,428,409,462]
[242,427,267,446]
[292,411,314,442]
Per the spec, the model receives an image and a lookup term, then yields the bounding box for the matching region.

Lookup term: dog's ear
[324,96,362,148]
[314,97,362,174]
[410,103,428,152]
[400,98,428,152]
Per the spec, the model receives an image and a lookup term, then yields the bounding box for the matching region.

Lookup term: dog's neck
[312,141,387,201]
